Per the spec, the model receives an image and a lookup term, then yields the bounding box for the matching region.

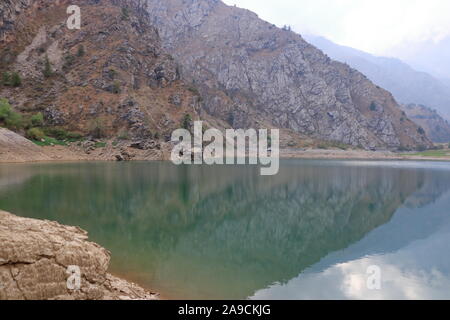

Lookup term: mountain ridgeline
[0,0,433,151]
[145,0,431,150]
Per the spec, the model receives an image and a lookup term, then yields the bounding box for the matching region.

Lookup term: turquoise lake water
[1,160,450,299]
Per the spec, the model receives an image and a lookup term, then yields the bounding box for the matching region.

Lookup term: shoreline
[1,149,450,164]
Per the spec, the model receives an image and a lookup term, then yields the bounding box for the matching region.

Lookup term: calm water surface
[1,160,450,299]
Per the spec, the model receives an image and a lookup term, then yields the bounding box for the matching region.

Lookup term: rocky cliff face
[401,104,450,143]
[0,0,201,142]
[0,210,157,300]
[145,0,432,150]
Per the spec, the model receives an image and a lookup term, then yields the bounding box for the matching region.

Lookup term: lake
[1,160,450,299]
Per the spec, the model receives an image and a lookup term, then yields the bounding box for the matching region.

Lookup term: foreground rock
[0,210,158,300]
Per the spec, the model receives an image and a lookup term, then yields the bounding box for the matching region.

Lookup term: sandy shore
[280,148,450,162]
[2,146,450,164]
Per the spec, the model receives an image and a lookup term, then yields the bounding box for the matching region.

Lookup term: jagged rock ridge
[145,0,432,150]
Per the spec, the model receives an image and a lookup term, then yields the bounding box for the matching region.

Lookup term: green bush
[188,87,200,96]
[63,55,75,70]
[89,118,106,139]
[108,69,117,79]
[31,112,44,127]
[43,56,53,78]
[182,113,192,130]
[10,72,21,87]
[369,102,377,111]
[66,132,83,141]
[27,128,45,140]
[112,81,121,94]
[0,98,12,120]
[43,127,67,140]
[417,127,426,135]
[42,127,83,141]
[121,7,130,20]
[2,72,11,86]
[77,45,85,57]
[5,112,23,129]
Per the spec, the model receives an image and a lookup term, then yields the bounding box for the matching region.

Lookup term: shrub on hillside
[27,128,45,141]
[182,113,192,130]
[5,112,23,130]
[77,45,85,57]
[10,72,22,87]
[1,72,11,86]
[0,98,12,120]
[89,118,106,139]
[43,56,53,78]
[31,112,44,127]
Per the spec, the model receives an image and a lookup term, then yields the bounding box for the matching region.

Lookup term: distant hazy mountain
[305,35,450,121]
[391,36,450,81]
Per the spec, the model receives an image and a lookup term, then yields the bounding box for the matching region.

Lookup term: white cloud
[223,0,450,55]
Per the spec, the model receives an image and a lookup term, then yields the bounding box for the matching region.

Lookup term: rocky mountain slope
[0,0,433,152]
[400,104,450,143]
[306,35,450,121]
[0,0,202,145]
[145,0,432,150]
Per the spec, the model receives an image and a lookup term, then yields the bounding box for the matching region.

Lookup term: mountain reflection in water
[1,160,450,299]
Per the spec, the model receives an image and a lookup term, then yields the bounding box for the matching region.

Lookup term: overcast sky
[222,0,450,57]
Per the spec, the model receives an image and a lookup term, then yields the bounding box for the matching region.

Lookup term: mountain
[145,0,431,151]
[0,0,432,151]
[305,35,450,121]
[0,0,203,144]
[391,36,450,81]
[400,104,450,143]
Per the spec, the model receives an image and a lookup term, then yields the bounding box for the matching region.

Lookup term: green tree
[417,127,425,135]
[0,98,12,120]
[2,72,11,86]
[89,118,106,139]
[10,72,22,87]
[112,80,121,94]
[27,128,45,140]
[121,7,130,20]
[31,112,44,127]
[43,56,53,78]
[5,112,23,130]
[182,113,192,130]
[77,45,85,57]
